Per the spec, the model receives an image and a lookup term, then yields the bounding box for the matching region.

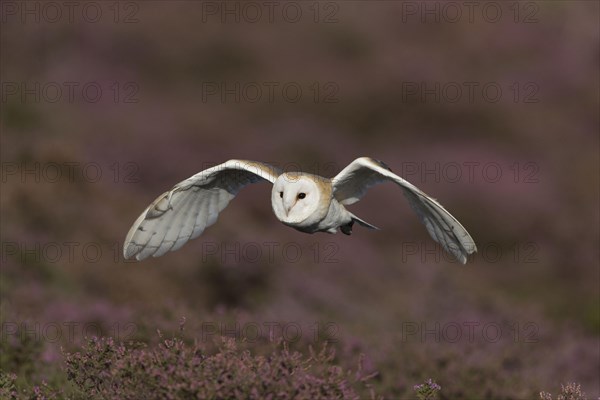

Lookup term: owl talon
[341,221,354,235]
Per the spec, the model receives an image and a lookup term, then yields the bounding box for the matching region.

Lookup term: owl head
[271,173,329,226]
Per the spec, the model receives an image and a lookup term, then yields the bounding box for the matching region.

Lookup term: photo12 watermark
[393,161,540,185]
[1,321,138,344]
[199,81,339,104]
[198,1,340,24]
[197,320,339,343]
[2,241,122,265]
[399,2,540,24]
[1,161,140,184]
[400,81,540,104]
[399,320,539,343]
[1,1,140,24]
[1,81,140,104]
[201,241,339,264]
[400,241,540,264]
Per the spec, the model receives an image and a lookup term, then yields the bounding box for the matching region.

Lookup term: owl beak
[284,199,297,216]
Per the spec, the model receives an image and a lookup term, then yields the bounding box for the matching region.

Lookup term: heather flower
[413,378,441,400]
[59,334,377,399]
[540,382,587,400]
[0,372,18,399]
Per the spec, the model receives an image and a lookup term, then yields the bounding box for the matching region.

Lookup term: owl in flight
[123,157,477,263]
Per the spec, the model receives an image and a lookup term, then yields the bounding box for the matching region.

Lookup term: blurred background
[1,1,598,398]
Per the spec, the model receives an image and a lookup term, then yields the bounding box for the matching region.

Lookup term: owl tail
[341,213,380,235]
[351,214,380,230]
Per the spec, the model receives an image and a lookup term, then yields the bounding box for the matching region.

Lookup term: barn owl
[123,157,477,263]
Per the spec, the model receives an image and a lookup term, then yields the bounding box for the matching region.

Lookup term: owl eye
[279,192,283,198]
[297,193,306,199]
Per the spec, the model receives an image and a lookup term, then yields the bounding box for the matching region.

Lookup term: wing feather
[170,189,201,252]
[154,187,198,257]
[190,192,210,240]
[124,160,281,261]
[133,191,186,260]
[331,157,476,264]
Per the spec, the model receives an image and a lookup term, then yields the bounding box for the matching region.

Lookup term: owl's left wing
[331,157,477,264]
[123,160,281,261]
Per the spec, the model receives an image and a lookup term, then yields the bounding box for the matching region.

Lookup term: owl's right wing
[331,157,476,264]
[123,160,281,261]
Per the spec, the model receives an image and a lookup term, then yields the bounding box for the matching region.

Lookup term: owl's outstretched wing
[123,160,281,261]
[331,157,476,264]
